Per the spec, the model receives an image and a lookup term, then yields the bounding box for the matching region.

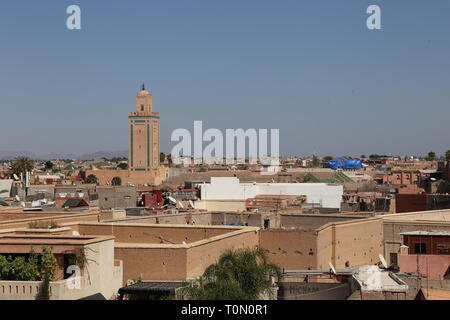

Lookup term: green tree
[309,155,319,168]
[86,174,98,184]
[180,247,282,300]
[369,154,387,160]
[111,176,122,186]
[0,247,55,283]
[445,150,450,161]
[437,180,450,194]
[117,163,128,170]
[39,246,58,280]
[36,246,58,300]
[160,152,166,163]
[426,151,436,161]
[10,157,34,175]
[44,161,54,170]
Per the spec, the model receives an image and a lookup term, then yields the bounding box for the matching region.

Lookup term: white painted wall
[199,177,343,209]
[193,199,246,212]
[0,180,13,197]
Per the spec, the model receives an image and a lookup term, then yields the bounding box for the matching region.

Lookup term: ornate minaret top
[135,84,152,113]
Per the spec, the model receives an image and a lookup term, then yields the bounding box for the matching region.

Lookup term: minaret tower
[128,84,160,171]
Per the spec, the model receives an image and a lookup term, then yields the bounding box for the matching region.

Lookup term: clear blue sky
[1,1,449,157]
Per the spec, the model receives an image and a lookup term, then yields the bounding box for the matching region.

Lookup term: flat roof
[353,266,407,292]
[419,288,450,300]
[400,231,450,236]
[78,222,260,249]
[283,269,357,276]
[119,281,183,295]
[0,234,115,247]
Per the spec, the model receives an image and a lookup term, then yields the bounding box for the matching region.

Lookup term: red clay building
[399,231,450,280]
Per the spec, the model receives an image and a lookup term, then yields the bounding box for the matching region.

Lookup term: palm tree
[309,155,319,168]
[10,157,34,176]
[44,161,54,170]
[446,150,450,161]
[180,247,282,300]
[427,151,436,161]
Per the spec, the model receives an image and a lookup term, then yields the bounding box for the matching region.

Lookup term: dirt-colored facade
[382,210,450,266]
[76,222,260,283]
[260,217,383,271]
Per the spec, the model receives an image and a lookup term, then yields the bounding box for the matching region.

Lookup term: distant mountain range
[0,150,128,161]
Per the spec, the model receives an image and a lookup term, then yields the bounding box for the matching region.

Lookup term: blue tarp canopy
[327,158,363,170]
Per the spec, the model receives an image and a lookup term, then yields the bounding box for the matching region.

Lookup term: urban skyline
[1,1,450,157]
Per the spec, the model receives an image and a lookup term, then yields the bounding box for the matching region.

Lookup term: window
[141,105,144,111]
[414,243,427,254]
[437,244,450,255]
[390,253,398,266]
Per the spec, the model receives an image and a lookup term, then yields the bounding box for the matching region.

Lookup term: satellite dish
[13,174,19,181]
[20,201,25,207]
[189,200,194,208]
[72,231,80,236]
[168,196,177,204]
[178,201,184,208]
[329,262,337,274]
[378,254,388,268]
[182,241,187,245]
[15,195,20,201]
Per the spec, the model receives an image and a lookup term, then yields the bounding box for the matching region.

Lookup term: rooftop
[119,281,183,295]
[0,234,115,253]
[418,288,450,300]
[400,230,450,236]
[353,265,408,292]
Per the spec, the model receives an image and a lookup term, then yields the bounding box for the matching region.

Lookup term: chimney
[400,245,409,255]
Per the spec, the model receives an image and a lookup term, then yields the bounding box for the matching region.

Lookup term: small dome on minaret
[138,83,150,96]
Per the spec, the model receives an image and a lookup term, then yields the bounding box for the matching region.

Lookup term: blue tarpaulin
[327,158,363,170]
[226,221,245,226]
